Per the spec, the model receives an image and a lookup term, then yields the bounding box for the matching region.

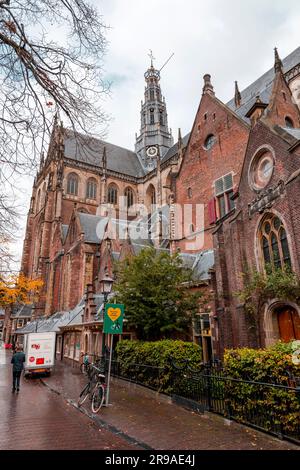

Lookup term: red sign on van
[36,358,45,365]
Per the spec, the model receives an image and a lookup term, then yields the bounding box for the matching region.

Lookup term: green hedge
[224,342,300,383]
[115,339,202,393]
[223,342,300,435]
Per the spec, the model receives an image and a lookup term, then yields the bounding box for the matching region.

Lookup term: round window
[250,150,274,190]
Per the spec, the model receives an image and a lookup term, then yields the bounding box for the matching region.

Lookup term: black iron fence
[91,355,300,445]
[171,363,300,444]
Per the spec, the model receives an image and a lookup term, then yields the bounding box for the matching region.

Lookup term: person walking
[11,345,25,393]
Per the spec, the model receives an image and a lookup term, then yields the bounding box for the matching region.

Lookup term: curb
[40,378,154,450]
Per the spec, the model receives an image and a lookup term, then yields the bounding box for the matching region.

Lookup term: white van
[24,332,56,376]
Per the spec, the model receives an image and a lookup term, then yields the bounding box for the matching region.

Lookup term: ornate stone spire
[202,74,215,95]
[100,146,107,207]
[274,47,283,74]
[177,128,183,150]
[234,81,242,108]
[135,53,173,169]
[102,145,107,171]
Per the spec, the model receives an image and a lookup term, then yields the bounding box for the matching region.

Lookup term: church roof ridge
[63,129,146,178]
[64,128,137,156]
[227,46,300,123]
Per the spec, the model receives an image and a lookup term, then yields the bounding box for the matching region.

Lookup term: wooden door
[278,308,300,342]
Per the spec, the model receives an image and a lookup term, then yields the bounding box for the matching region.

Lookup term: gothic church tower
[135,54,174,169]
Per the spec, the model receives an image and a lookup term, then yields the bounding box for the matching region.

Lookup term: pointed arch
[146,184,156,210]
[67,172,79,196]
[86,177,97,200]
[258,213,291,271]
[124,187,135,208]
[107,183,118,205]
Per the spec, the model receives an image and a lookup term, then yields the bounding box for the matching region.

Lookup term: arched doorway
[277,306,300,342]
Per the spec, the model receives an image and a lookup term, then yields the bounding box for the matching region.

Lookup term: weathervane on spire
[148,49,155,67]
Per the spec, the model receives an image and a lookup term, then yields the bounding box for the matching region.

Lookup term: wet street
[0,347,138,450]
[1,345,299,451]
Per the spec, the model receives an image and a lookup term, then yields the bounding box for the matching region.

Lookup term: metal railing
[102,356,300,445]
[171,365,300,443]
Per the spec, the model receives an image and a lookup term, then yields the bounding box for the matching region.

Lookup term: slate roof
[78,213,108,243]
[60,300,85,328]
[15,311,62,334]
[180,249,215,282]
[281,127,300,140]
[161,132,190,164]
[227,46,300,124]
[11,304,33,319]
[64,131,145,178]
[273,126,300,146]
[15,304,85,334]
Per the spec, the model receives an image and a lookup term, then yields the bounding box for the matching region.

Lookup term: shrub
[115,339,202,393]
[223,342,300,435]
[224,342,299,383]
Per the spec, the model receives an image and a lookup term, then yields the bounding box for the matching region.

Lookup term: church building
[7,46,300,362]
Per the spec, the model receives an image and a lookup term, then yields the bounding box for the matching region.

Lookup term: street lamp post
[100,273,114,359]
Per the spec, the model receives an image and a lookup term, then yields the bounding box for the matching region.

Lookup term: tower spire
[234,81,242,108]
[274,47,283,74]
[178,128,183,150]
[135,54,174,169]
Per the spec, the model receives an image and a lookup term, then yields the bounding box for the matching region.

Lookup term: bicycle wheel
[91,383,105,413]
[78,383,90,406]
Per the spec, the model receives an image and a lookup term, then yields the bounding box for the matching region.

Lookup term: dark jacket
[11,352,25,372]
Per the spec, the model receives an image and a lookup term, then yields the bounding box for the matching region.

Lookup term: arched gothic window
[107,184,118,205]
[125,187,134,208]
[159,110,164,126]
[67,173,79,196]
[86,178,97,199]
[150,108,155,125]
[260,214,291,270]
[151,187,156,205]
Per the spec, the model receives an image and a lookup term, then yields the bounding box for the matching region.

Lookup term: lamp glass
[101,274,113,295]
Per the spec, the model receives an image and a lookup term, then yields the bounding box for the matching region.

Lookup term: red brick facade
[174,77,249,253]
[213,65,300,356]
[18,48,300,360]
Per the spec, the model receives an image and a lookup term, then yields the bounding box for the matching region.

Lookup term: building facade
[15,47,300,360]
[213,52,300,355]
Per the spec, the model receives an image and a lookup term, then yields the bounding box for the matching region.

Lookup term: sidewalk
[0,348,137,450]
[42,360,300,450]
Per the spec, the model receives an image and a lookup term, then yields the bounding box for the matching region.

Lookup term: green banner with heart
[103,304,125,334]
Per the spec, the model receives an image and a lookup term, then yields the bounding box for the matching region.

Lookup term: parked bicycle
[80,353,102,375]
[80,353,91,375]
[78,364,107,413]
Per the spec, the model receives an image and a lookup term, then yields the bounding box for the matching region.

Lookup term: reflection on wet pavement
[0,345,138,450]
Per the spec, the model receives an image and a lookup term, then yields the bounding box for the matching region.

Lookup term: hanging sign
[103,304,124,334]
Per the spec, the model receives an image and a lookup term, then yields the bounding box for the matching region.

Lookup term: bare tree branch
[0,0,109,272]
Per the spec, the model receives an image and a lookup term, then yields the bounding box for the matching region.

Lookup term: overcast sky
[11,0,300,265]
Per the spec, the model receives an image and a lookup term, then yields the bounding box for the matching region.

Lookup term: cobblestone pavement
[43,358,300,451]
[0,347,138,450]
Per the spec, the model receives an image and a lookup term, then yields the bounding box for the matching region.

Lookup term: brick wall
[175,90,249,254]
[214,118,300,354]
